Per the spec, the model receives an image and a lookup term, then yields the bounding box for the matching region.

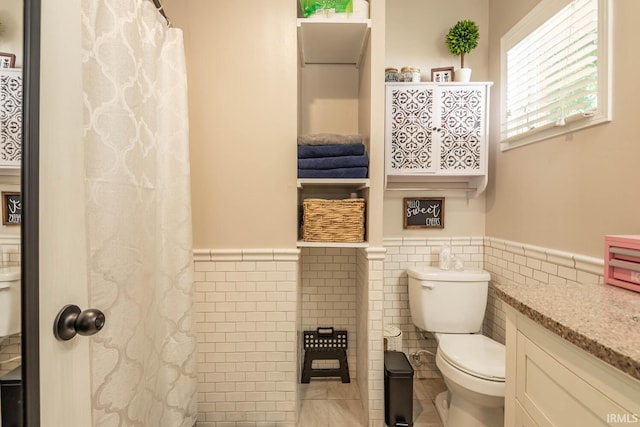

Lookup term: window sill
[500,113,612,151]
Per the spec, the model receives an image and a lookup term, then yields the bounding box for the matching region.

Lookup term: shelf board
[0,166,20,176]
[297,178,370,189]
[297,240,369,248]
[384,174,488,198]
[297,18,371,67]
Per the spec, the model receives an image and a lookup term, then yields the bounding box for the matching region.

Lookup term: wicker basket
[302,198,365,243]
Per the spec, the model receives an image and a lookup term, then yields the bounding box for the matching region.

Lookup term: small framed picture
[2,192,21,226]
[431,67,455,83]
[0,52,16,69]
[403,197,444,229]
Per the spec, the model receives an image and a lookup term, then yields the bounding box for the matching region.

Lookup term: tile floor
[298,377,446,426]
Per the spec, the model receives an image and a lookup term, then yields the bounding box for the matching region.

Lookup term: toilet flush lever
[53,304,106,341]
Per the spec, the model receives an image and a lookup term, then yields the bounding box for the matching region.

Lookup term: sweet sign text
[403,198,444,229]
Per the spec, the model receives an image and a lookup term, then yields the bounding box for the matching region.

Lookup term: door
[35,0,93,424]
[385,84,437,176]
[436,85,486,175]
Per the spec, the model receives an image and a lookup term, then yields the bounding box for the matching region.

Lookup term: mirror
[0,0,39,425]
[0,0,24,426]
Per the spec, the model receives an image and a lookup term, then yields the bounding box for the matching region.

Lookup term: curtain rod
[152,0,171,27]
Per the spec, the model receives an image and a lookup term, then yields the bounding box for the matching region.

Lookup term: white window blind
[500,0,611,150]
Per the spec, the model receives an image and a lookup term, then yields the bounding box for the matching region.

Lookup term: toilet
[407,266,505,427]
[0,266,21,338]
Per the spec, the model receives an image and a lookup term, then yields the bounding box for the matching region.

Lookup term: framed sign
[2,192,21,225]
[403,197,444,229]
[0,52,16,69]
[431,66,454,83]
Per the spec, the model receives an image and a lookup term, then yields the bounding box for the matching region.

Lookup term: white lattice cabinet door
[437,85,486,175]
[385,82,492,194]
[0,69,22,172]
[386,84,437,174]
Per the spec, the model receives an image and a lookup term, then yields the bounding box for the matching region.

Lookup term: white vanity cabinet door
[385,83,490,183]
[516,331,628,427]
[0,69,22,171]
[515,401,539,427]
[505,306,640,427]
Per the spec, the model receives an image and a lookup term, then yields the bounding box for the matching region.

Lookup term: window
[500,0,611,150]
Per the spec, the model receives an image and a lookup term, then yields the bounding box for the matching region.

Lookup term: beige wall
[383,0,489,238]
[299,65,359,135]
[385,0,490,82]
[165,0,298,250]
[0,0,23,68]
[486,0,640,258]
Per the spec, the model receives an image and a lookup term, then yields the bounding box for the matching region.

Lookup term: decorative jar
[401,66,421,82]
[385,67,400,82]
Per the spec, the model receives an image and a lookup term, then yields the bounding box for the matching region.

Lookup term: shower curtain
[81,0,197,425]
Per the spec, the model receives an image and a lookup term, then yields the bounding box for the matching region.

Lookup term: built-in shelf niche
[297,18,371,67]
[297,178,370,248]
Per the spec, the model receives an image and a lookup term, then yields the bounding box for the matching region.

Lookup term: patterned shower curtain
[81,0,197,425]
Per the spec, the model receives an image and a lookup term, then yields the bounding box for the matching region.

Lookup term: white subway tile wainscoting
[193,249,300,426]
[0,237,21,378]
[192,247,387,427]
[189,238,605,426]
[482,237,604,345]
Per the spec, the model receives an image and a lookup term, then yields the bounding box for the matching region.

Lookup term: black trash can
[384,350,414,427]
[0,366,22,427]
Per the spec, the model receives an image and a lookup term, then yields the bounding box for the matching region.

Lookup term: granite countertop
[492,280,640,381]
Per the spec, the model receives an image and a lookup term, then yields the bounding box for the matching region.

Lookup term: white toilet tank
[407,266,490,333]
[0,266,21,337]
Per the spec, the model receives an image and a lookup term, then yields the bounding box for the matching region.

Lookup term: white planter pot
[456,68,472,82]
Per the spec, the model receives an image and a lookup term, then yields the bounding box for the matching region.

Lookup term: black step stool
[301,327,350,383]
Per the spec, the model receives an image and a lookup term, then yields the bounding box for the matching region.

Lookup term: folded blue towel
[298,154,369,170]
[297,133,363,146]
[298,167,368,179]
[298,143,365,159]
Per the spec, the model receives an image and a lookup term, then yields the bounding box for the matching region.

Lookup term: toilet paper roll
[384,325,402,352]
[351,0,369,19]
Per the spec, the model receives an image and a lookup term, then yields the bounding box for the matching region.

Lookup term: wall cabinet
[505,306,640,427]
[384,82,491,195]
[0,69,22,174]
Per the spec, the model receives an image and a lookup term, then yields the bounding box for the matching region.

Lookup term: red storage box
[604,235,640,293]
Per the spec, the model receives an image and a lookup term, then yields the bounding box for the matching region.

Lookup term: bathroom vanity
[495,281,640,426]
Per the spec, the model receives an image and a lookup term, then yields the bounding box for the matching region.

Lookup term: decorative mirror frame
[22,0,41,425]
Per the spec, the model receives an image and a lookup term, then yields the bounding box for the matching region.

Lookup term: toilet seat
[437,334,505,381]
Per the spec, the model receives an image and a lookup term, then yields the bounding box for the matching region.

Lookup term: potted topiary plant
[445,20,479,82]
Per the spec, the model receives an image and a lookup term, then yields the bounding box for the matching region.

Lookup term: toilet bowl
[407,266,505,427]
[0,266,21,338]
[434,333,505,426]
